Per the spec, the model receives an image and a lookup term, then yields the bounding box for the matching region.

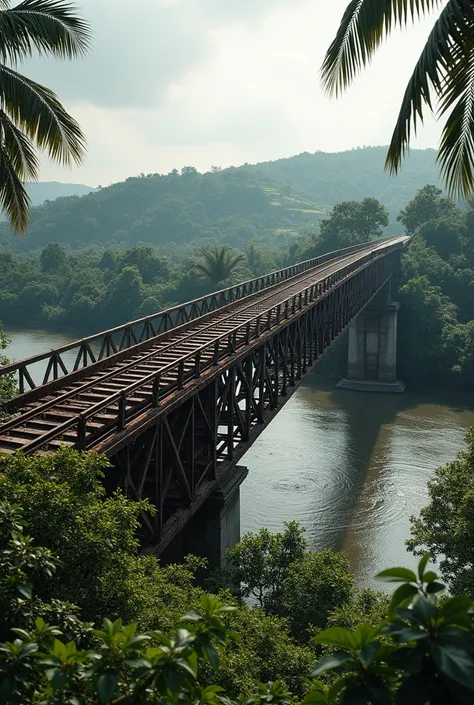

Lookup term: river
[5,328,474,587]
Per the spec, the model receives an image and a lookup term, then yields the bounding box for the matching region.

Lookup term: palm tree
[0,0,90,233]
[195,245,246,285]
[322,1,474,198]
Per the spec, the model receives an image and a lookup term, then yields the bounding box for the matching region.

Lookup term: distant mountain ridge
[0,147,442,253]
[27,181,95,205]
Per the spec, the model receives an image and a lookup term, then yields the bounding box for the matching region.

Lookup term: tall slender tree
[322,1,474,198]
[0,0,90,233]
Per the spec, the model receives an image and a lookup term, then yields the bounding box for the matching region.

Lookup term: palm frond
[0,0,91,64]
[321,0,441,96]
[0,143,30,232]
[386,0,474,194]
[437,39,474,198]
[0,108,38,182]
[0,64,86,166]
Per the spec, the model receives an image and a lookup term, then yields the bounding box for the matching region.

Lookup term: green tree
[0,0,90,232]
[226,522,307,611]
[0,448,202,627]
[280,550,354,642]
[195,245,246,285]
[40,243,67,273]
[323,1,474,198]
[408,429,474,597]
[317,198,388,254]
[100,265,143,325]
[397,184,458,235]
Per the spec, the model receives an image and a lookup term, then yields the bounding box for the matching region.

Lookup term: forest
[1,182,474,392]
[0,147,442,254]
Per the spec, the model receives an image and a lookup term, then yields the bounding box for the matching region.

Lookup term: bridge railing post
[152,374,161,407]
[77,415,86,450]
[117,391,127,431]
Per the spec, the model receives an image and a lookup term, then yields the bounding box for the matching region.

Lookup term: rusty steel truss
[0,238,407,552]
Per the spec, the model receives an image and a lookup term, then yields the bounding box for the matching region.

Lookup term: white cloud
[29,0,444,186]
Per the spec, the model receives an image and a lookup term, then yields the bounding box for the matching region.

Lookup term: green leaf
[312,652,351,677]
[421,571,438,583]
[389,583,418,615]
[313,627,357,650]
[359,641,380,667]
[426,581,445,595]
[51,669,67,690]
[302,688,328,705]
[440,595,474,623]
[393,627,428,644]
[202,644,219,669]
[431,643,474,690]
[411,597,437,626]
[16,582,32,600]
[376,567,417,583]
[123,656,151,669]
[417,553,431,581]
[97,673,118,703]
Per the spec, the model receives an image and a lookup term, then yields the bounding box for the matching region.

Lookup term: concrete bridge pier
[160,465,248,570]
[337,281,405,393]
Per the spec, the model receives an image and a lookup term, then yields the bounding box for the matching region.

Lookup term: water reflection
[241,373,474,586]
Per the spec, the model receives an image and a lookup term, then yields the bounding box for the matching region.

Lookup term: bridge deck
[0,236,407,456]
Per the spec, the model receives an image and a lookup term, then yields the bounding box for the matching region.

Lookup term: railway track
[0,239,403,455]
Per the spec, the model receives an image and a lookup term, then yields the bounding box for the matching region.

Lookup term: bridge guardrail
[0,237,396,395]
[9,239,402,454]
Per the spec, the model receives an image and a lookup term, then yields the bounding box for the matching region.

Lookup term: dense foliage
[408,428,474,599]
[395,185,474,390]
[0,241,279,331]
[0,148,443,253]
[1,499,473,704]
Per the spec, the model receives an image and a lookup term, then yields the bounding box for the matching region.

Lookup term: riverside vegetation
[1,440,474,704]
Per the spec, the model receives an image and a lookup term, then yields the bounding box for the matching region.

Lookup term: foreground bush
[1,501,474,704]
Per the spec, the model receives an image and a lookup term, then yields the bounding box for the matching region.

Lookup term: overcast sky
[23,0,443,187]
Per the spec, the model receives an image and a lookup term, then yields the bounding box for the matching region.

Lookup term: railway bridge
[0,236,409,565]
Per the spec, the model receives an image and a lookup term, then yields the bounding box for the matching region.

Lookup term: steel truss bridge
[0,236,408,552]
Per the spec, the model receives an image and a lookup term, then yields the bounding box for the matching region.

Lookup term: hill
[0,147,442,254]
[249,147,442,216]
[27,181,95,205]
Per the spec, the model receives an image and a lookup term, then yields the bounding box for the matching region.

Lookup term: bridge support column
[337,281,405,393]
[161,465,248,570]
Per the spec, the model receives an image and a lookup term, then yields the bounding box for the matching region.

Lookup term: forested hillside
[0,148,442,254]
[252,147,442,217]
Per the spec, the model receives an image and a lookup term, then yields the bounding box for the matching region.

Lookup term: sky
[23,0,444,187]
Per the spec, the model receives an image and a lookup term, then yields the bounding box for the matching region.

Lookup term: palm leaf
[0,142,30,232]
[0,64,86,166]
[437,38,474,197]
[386,0,474,196]
[0,108,38,181]
[0,0,91,64]
[321,0,441,96]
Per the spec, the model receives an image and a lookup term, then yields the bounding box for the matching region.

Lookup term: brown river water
[6,329,474,586]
